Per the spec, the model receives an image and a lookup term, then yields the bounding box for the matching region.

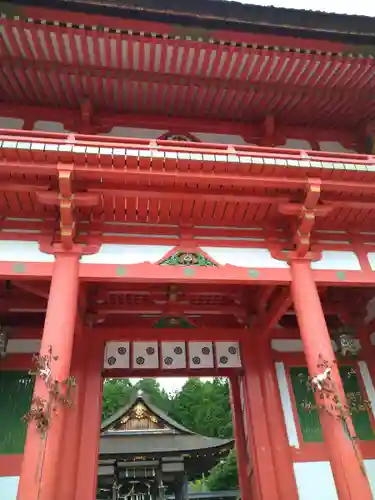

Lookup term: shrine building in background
[0,1,374,500]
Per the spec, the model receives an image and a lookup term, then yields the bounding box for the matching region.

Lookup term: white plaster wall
[33,121,70,133]
[80,244,174,265]
[364,460,375,497]
[0,118,24,129]
[310,250,361,270]
[102,127,166,139]
[193,133,249,145]
[293,462,338,500]
[281,139,312,150]
[294,459,375,499]
[0,241,54,263]
[319,141,357,154]
[7,339,41,354]
[0,476,19,500]
[366,253,375,272]
[272,339,303,352]
[275,362,300,448]
[200,247,289,268]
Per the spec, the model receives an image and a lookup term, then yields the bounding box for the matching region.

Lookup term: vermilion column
[259,341,299,500]
[74,339,104,500]
[241,341,279,500]
[56,320,88,500]
[17,252,80,500]
[229,375,251,500]
[290,259,373,500]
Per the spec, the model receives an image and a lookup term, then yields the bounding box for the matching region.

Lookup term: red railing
[0,128,373,167]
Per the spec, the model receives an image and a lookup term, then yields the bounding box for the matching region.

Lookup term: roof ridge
[101,391,194,435]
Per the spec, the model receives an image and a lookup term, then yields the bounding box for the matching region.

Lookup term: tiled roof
[9,0,375,42]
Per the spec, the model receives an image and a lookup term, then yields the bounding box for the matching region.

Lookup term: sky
[237,0,375,16]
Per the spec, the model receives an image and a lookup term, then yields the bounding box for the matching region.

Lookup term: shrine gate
[0,1,374,500]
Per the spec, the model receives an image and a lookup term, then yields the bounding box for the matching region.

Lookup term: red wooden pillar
[259,341,299,500]
[74,339,104,500]
[17,252,80,500]
[229,375,251,500]
[56,319,88,500]
[290,259,373,500]
[241,340,279,500]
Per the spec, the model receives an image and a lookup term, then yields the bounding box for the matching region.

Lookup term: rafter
[2,56,373,106]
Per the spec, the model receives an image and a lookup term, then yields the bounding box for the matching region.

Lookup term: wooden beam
[91,327,250,342]
[12,282,49,299]
[256,288,292,338]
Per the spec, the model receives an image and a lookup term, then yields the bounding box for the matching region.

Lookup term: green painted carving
[290,367,324,443]
[12,263,25,274]
[0,372,34,454]
[115,265,127,277]
[290,366,374,443]
[154,317,195,328]
[159,251,216,267]
[183,268,196,277]
[336,271,346,281]
[340,366,374,441]
[248,269,260,278]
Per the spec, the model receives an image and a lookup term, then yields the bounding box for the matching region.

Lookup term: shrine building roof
[99,391,233,457]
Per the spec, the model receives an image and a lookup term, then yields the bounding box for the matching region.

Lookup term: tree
[134,378,170,413]
[205,450,239,491]
[102,378,134,421]
[169,378,233,438]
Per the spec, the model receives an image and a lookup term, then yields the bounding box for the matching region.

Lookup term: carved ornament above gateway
[159,251,217,267]
[104,341,242,370]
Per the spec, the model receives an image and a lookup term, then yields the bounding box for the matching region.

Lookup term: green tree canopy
[102,378,134,421]
[205,450,239,491]
[169,378,233,438]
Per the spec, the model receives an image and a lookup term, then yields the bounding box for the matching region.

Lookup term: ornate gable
[102,391,193,435]
[105,399,175,433]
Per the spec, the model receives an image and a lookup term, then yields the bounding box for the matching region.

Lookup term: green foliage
[205,450,239,491]
[169,378,233,438]
[102,378,134,421]
[189,478,209,492]
[135,378,170,413]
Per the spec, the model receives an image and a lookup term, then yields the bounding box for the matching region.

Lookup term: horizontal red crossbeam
[2,179,375,211]
[0,298,245,317]
[3,161,375,198]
